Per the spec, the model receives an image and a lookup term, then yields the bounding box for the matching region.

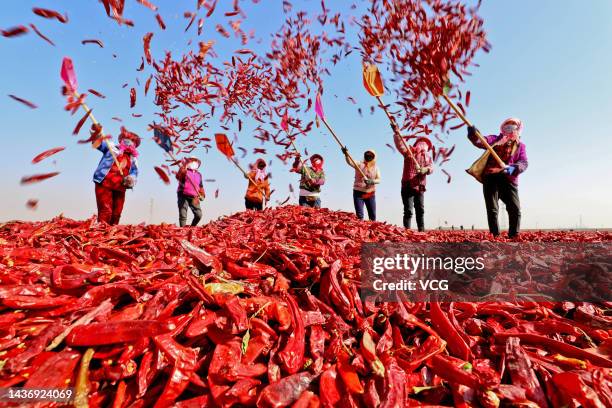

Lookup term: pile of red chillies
[0,206,610,407]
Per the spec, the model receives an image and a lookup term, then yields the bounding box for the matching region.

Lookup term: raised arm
[176,166,187,182]
[467,126,499,150]
[93,137,110,153]
[292,156,303,173]
[393,131,410,156]
[343,149,357,169]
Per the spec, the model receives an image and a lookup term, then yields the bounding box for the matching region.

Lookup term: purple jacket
[177,169,203,197]
[468,133,528,185]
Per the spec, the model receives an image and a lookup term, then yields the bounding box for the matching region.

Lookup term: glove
[122,176,135,188]
[364,179,376,186]
[341,147,348,155]
[503,165,517,176]
[418,167,430,175]
[467,125,478,138]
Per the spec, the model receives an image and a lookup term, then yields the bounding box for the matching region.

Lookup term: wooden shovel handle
[320,117,368,180]
[74,92,125,177]
[168,152,203,200]
[442,94,506,168]
[345,151,368,180]
[375,96,396,124]
[376,96,422,170]
[231,157,268,198]
[364,65,423,170]
[287,133,317,180]
[231,157,252,181]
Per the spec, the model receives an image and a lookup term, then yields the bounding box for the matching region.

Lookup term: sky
[1,0,611,229]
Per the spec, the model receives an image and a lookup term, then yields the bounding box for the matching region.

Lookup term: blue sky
[1,0,611,228]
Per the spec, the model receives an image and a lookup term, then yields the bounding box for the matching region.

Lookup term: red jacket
[394,133,433,191]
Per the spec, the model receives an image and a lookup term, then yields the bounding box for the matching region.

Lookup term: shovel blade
[362,64,385,97]
[215,133,235,159]
[60,57,78,93]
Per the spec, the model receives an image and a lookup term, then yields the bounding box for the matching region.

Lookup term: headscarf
[118,127,141,157]
[413,137,433,159]
[253,158,267,182]
[413,137,433,152]
[119,127,141,147]
[186,156,201,170]
[363,150,376,168]
[310,154,324,172]
[500,117,523,141]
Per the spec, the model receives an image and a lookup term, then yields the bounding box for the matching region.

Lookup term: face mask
[415,143,428,153]
[257,163,266,170]
[121,139,133,147]
[502,124,519,139]
[187,162,198,170]
[364,154,374,162]
[312,159,322,167]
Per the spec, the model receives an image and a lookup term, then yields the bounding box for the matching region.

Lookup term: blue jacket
[93,141,138,185]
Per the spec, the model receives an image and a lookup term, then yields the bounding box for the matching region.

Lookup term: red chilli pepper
[504,336,549,407]
[360,330,385,377]
[277,293,305,375]
[66,321,171,346]
[430,354,481,390]
[430,302,471,361]
[291,390,320,408]
[319,366,342,406]
[495,332,612,368]
[337,351,365,395]
[256,372,315,408]
[379,356,408,407]
[153,334,199,407]
[225,260,278,279]
[552,372,606,408]
[24,349,80,388]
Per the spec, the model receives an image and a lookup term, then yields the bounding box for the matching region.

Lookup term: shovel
[215,133,268,209]
[61,57,124,176]
[313,93,369,181]
[441,81,506,168]
[362,64,422,170]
